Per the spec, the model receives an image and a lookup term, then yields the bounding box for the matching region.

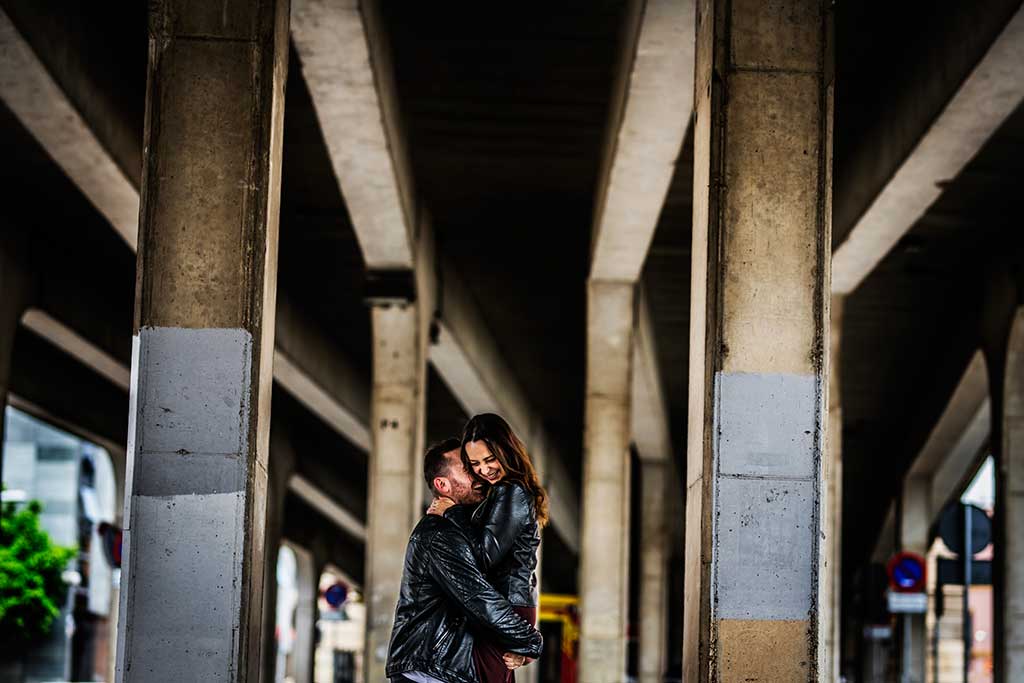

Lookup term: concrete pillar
[683,1,833,680]
[114,1,289,680]
[578,279,634,683]
[822,294,845,678]
[261,443,291,683]
[1001,306,1024,680]
[0,228,33,486]
[363,296,427,682]
[638,459,669,683]
[899,476,929,683]
[291,545,317,683]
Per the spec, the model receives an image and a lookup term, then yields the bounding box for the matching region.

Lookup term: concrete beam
[288,473,367,543]
[274,294,370,450]
[21,309,130,391]
[0,8,138,250]
[429,259,580,553]
[589,0,695,282]
[872,351,991,562]
[832,6,1024,294]
[0,14,372,453]
[631,287,672,463]
[291,0,416,270]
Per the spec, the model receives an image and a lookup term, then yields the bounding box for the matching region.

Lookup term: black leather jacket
[385,514,543,683]
[446,480,540,607]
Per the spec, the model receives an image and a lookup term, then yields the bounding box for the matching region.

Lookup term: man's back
[386,514,542,683]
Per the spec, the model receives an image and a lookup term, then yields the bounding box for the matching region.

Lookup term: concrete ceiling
[3,0,1024,592]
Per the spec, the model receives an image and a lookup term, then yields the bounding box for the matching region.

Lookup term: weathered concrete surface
[821,295,844,679]
[116,2,289,681]
[1002,307,1024,681]
[577,280,634,683]
[363,298,427,682]
[291,0,416,270]
[685,1,832,680]
[589,0,695,282]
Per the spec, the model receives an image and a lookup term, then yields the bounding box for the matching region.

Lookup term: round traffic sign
[324,582,348,608]
[886,551,926,593]
[938,502,991,556]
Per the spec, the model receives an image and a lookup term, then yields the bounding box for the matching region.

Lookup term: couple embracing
[386,413,547,683]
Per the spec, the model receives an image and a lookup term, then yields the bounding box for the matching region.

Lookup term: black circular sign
[938,502,991,556]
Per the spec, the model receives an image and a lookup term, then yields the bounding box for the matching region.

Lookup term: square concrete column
[638,459,669,683]
[1001,306,1024,681]
[364,296,427,682]
[822,294,845,679]
[115,1,289,681]
[578,279,634,683]
[684,1,833,680]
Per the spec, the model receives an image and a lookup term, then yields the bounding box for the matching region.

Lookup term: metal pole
[963,505,972,683]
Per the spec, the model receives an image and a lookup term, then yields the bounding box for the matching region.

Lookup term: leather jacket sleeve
[426,526,543,657]
[453,482,531,572]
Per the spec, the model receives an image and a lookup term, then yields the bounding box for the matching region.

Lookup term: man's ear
[433,477,449,496]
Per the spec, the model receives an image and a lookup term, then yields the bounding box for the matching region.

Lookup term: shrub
[0,499,76,654]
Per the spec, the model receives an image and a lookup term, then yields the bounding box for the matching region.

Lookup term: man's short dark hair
[423,438,462,494]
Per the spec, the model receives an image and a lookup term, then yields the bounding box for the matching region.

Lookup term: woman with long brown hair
[428,413,548,683]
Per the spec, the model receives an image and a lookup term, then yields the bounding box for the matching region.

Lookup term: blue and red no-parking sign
[886,551,926,593]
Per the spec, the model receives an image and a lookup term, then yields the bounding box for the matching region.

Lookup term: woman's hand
[502,653,525,670]
[427,497,455,516]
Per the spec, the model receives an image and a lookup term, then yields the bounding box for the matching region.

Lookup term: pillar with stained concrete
[0,228,33,487]
[822,294,845,678]
[363,294,427,682]
[898,476,929,682]
[683,1,833,679]
[114,1,289,680]
[578,279,634,683]
[1001,306,1024,681]
[638,459,669,683]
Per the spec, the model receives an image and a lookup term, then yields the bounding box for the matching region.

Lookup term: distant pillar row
[363,294,427,683]
[1001,306,1024,681]
[683,0,834,680]
[577,280,635,683]
[638,459,669,683]
[115,1,290,681]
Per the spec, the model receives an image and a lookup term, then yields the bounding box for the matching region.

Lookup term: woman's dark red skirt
[473,605,537,683]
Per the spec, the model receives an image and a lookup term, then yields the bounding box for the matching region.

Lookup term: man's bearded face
[442,449,486,505]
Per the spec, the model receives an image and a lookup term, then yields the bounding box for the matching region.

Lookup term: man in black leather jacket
[386,439,543,683]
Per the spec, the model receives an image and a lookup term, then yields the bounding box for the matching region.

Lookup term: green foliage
[0,499,75,653]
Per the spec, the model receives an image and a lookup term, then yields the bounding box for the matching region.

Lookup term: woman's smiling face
[465,440,506,484]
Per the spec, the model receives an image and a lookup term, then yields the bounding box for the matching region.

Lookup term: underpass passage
[0,0,1022,682]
